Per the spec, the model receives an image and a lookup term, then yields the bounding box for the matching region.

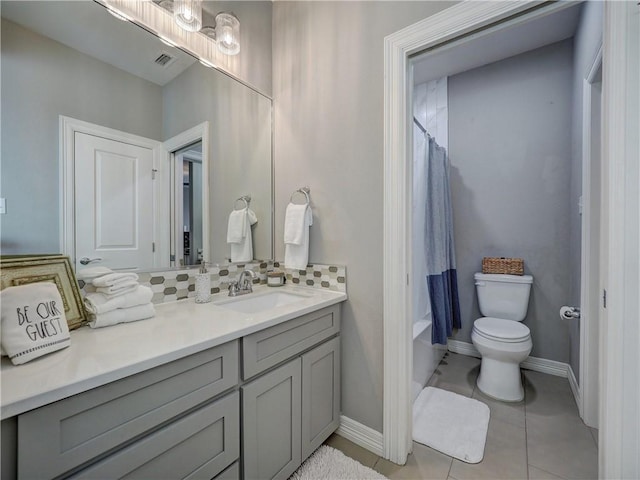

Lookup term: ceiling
[412,3,583,85]
[1,0,196,86]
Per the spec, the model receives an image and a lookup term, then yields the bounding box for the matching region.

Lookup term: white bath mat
[413,387,490,464]
[289,445,387,480]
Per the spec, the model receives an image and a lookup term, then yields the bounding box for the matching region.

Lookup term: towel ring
[234,195,251,210]
[290,187,310,205]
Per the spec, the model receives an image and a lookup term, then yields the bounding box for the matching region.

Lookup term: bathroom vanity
[0,286,346,480]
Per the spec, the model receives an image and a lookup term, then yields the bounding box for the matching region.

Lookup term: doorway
[382,0,602,465]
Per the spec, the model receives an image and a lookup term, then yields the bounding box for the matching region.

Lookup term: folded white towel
[88,303,156,329]
[77,266,113,280]
[95,281,139,297]
[0,283,70,365]
[83,285,153,315]
[229,208,258,263]
[227,209,247,243]
[92,272,139,287]
[284,203,313,270]
[284,204,311,245]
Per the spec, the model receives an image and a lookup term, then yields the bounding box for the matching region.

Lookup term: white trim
[163,123,210,267]
[447,340,570,378]
[600,3,640,478]
[59,116,166,269]
[568,365,581,411]
[579,44,603,429]
[336,415,384,457]
[383,0,575,464]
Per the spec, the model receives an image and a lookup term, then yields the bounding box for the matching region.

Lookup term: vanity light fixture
[213,13,240,55]
[174,0,202,32]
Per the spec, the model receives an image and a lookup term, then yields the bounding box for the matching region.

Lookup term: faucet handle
[228,280,239,296]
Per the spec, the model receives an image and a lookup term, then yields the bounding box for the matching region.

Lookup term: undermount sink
[216,291,309,314]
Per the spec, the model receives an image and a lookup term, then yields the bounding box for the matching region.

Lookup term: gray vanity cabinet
[241,305,341,480]
[241,359,302,480]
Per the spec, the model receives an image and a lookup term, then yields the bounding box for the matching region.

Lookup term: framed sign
[1,255,86,330]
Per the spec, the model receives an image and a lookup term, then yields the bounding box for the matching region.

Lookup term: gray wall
[568,2,603,380]
[0,18,163,254]
[448,40,574,362]
[272,1,454,433]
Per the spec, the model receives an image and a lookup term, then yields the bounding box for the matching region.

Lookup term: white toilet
[471,272,533,402]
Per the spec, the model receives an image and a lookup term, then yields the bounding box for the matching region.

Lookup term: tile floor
[325,352,598,480]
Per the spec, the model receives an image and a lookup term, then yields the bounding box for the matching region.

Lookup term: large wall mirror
[1,0,273,273]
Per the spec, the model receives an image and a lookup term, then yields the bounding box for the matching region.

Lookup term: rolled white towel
[88,303,156,329]
[92,272,139,288]
[83,285,153,315]
[95,281,139,297]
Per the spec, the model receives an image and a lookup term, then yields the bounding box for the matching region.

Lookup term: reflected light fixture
[174,0,202,32]
[156,1,240,56]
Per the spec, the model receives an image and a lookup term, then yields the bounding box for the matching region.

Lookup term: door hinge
[152,242,156,253]
[151,168,158,180]
[603,289,607,309]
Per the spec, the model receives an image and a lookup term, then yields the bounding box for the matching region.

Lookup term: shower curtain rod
[413,116,427,134]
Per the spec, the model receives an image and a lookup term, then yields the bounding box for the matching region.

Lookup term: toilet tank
[474,273,533,321]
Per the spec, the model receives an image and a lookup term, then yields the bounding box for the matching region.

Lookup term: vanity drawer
[18,340,238,480]
[242,305,340,379]
[70,392,240,480]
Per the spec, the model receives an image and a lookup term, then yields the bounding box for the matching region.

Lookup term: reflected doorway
[175,141,203,266]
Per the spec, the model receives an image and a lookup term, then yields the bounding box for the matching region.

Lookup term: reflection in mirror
[0,0,273,271]
[175,141,203,267]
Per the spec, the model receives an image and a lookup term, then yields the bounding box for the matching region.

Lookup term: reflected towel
[77,266,113,280]
[88,303,156,329]
[83,285,153,315]
[227,209,247,243]
[229,208,258,263]
[92,272,139,287]
[284,203,313,270]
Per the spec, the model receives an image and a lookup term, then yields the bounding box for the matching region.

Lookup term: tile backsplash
[78,261,346,305]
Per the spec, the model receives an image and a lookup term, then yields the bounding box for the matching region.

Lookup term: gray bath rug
[289,445,387,480]
[413,387,490,463]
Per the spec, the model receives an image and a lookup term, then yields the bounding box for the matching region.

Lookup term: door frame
[163,122,210,268]
[579,45,602,429]
[59,115,166,269]
[383,1,639,475]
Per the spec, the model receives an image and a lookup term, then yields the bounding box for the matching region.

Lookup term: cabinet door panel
[301,337,341,459]
[242,305,340,379]
[18,341,238,480]
[71,392,239,480]
[242,359,302,480]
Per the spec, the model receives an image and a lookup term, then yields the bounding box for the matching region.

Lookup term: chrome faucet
[228,269,258,296]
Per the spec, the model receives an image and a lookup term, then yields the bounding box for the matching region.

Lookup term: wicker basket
[482,257,524,276]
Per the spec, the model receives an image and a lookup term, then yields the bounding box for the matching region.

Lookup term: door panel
[75,132,154,272]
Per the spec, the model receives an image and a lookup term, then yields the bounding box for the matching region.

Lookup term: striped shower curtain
[423,134,461,345]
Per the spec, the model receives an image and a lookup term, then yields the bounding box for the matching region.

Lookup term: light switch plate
[0,198,5,214]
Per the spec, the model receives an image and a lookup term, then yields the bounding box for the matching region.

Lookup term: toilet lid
[474,317,530,342]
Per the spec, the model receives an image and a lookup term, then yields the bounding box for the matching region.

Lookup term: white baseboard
[336,415,384,457]
[568,365,581,411]
[447,340,569,378]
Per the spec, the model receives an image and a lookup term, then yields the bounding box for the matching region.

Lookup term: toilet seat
[473,317,530,343]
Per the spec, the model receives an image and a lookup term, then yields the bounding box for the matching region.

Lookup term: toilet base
[476,357,524,402]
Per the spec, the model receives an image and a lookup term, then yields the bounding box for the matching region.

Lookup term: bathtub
[412,314,447,402]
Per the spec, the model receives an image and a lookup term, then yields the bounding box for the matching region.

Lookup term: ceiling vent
[154,52,175,67]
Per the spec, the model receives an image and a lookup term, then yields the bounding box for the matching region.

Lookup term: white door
[74,132,155,272]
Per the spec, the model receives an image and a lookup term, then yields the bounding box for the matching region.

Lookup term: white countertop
[0,285,346,420]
